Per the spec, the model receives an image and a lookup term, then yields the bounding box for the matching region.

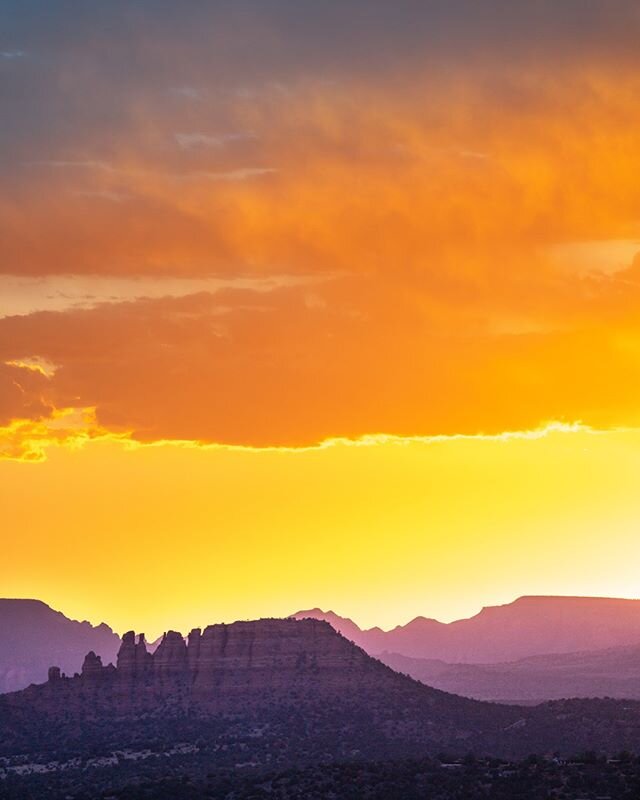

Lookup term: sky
[2,1,640,637]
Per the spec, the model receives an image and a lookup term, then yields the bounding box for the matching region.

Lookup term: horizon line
[4,591,640,641]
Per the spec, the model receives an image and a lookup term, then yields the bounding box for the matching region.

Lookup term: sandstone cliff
[15,618,396,717]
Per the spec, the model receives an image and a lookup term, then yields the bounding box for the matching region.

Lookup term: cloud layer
[3,1,640,452]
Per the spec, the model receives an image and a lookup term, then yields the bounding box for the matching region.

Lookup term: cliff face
[13,618,387,717]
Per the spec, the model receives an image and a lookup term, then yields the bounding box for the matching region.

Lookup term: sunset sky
[2,1,640,637]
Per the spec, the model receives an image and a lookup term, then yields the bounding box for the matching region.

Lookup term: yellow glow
[0,408,123,462]
[0,410,593,462]
[2,425,640,637]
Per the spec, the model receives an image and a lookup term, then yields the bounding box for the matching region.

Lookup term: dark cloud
[2,1,639,169]
[2,1,639,278]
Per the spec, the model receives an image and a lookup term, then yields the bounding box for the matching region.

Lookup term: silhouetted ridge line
[292,595,640,662]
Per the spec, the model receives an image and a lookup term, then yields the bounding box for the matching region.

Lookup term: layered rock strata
[4,619,388,717]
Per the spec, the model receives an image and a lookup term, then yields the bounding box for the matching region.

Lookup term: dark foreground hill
[292,595,640,662]
[79,755,640,800]
[0,599,120,693]
[3,617,640,800]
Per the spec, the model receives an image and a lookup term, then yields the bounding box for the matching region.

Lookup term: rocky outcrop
[154,631,188,678]
[47,666,61,682]
[15,619,387,718]
[116,631,153,677]
[81,651,103,677]
[0,599,120,693]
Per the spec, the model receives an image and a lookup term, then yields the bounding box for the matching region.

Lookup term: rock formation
[12,619,387,719]
[81,651,103,677]
[154,630,188,677]
[0,599,120,693]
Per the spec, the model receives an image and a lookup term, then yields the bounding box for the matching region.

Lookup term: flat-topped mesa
[196,618,360,672]
[191,618,379,704]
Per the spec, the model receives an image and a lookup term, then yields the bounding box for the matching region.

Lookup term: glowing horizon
[3,423,640,639]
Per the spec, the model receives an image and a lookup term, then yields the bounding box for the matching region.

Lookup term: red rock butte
[29,618,392,717]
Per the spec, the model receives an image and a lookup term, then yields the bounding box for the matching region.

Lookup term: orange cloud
[5,38,640,450]
[1,268,640,450]
[4,68,640,278]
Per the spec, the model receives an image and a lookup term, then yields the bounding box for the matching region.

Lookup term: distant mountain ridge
[292,596,640,662]
[378,643,640,704]
[0,599,120,693]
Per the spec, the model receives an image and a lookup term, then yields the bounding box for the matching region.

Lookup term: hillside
[0,599,120,693]
[380,644,640,703]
